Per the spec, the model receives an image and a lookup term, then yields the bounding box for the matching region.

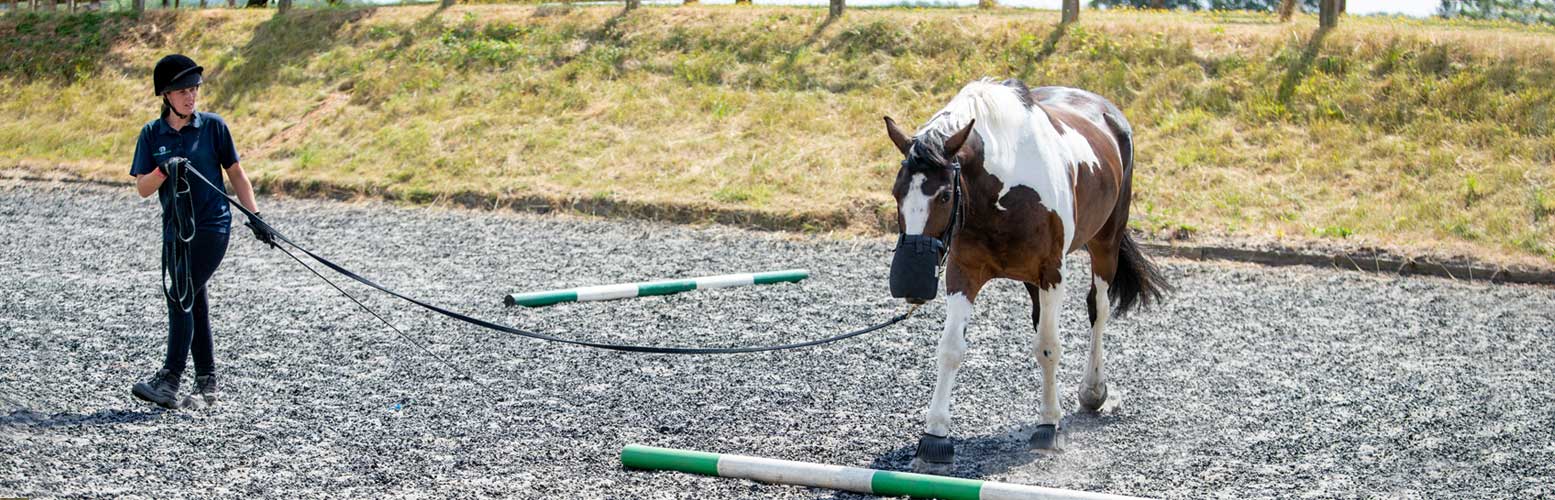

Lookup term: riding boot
[184,372,220,408]
[131,368,182,409]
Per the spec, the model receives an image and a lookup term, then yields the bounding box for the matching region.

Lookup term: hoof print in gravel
[1028,424,1060,451]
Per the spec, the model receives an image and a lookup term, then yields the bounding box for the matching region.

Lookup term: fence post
[1061,0,1078,23]
[828,0,842,17]
[278,0,289,13]
[1278,0,1296,21]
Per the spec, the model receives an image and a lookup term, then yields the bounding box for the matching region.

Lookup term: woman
[129,54,276,409]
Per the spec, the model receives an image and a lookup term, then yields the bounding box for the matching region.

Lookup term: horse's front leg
[911,266,985,472]
[1024,267,1066,450]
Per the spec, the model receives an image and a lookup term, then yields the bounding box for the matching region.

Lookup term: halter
[941,159,966,266]
[897,158,966,267]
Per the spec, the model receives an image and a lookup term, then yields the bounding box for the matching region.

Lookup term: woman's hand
[245,214,279,249]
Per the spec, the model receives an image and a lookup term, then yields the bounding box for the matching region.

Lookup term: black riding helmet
[153,54,203,96]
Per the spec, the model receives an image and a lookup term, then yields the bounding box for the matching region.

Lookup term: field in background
[2,5,1552,266]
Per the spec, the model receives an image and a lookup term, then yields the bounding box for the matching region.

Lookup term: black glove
[246,213,279,249]
[157,157,189,178]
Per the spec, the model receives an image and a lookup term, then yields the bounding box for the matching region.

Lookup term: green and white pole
[620,445,1149,500]
[504,269,809,307]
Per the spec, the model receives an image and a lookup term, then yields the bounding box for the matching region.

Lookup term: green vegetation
[2,6,1552,265]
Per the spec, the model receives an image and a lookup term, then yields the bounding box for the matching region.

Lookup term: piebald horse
[884,79,1169,468]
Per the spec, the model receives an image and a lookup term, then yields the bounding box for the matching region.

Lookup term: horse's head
[885,116,977,240]
[884,116,976,303]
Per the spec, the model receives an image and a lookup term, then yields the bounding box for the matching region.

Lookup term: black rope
[161,158,198,313]
[177,167,918,355]
[271,242,495,390]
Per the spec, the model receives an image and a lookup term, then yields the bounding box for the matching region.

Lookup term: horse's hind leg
[1080,240,1119,412]
[1023,267,1065,450]
[912,268,986,471]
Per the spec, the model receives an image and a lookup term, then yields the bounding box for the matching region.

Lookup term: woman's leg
[162,231,228,376]
[189,232,228,376]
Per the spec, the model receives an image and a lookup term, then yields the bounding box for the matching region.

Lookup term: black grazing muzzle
[888,160,963,304]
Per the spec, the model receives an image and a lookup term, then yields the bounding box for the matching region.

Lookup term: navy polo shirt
[129,112,240,240]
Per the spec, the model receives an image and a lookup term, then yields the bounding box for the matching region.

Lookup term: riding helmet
[153,54,203,96]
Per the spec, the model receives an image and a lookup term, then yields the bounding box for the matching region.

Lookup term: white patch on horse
[1034,282,1065,426]
[1083,275,1110,401]
[924,292,972,437]
[901,173,943,236]
[917,79,1101,253]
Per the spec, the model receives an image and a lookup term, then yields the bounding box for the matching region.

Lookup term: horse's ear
[943,119,976,158]
[884,116,913,157]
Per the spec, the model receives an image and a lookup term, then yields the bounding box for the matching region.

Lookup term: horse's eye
[936,192,952,204]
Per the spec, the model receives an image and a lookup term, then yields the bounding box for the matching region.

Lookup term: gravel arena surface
[3,179,1554,499]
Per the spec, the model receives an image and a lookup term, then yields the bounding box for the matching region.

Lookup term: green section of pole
[621,444,721,477]
[752,269,809,285]
[503,289,578,307]
[504,269,808,308]
[638,280,698,297]
[623,444,1148,500]
[871,469,984,500]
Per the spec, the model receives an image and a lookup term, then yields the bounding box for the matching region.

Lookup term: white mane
[917,79,1098,253]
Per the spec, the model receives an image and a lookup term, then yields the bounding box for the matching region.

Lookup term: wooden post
[828,0,841,17]
[278,0,288,13]
[1061,0,1078,23]
[441,0,453,7]
[134,0,143,12]
[1278,0,1297,21]
[1319,0,1338,27]
[624,0,638,11]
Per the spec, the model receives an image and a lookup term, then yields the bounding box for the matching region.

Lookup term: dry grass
[2,5,1552,266]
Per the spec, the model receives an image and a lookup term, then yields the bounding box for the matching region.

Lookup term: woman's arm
[136,170,165,198]
[225,163,261,214]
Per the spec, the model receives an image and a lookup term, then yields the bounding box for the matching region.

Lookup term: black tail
[1110,231,1170,318]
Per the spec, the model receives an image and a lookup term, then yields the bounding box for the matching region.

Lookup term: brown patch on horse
[1044,105,1125,253]
[951,181,1069,287]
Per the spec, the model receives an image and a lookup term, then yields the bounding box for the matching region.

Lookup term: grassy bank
[2,5,1552,265]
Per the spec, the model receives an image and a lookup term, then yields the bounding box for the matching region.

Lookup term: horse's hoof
[1079,382,1108,412]
[1028,424,1058,450]
[913,433,954,465]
